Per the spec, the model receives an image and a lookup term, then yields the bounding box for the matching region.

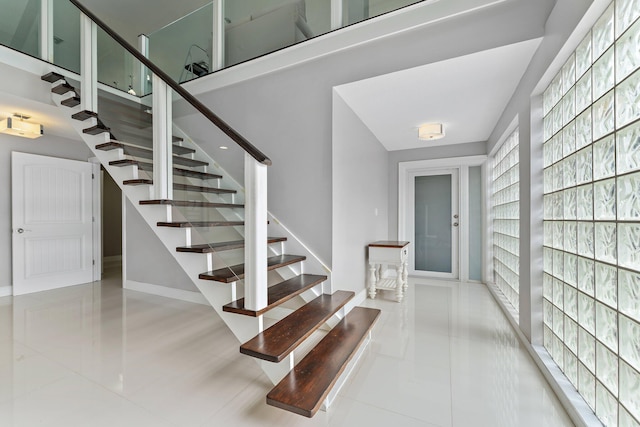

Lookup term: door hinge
[92,216,95,223]
[92,173,95,179]
[92,260,95,265]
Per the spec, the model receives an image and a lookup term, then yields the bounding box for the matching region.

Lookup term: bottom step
[266,306,381,418]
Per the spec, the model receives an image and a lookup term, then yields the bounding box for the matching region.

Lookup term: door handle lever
[16,228,31,234]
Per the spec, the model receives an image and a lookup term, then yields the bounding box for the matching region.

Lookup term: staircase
[41,70,380,418]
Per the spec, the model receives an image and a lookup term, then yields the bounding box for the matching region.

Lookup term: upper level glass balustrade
[0,0,428,93]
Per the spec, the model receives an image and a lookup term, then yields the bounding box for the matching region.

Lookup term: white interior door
[407,168,459,279]
[12,152,95,295]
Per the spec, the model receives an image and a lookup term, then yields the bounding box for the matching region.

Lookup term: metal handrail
[69,0,272,166]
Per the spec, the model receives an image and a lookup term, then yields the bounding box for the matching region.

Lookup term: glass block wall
[492,128,520,312]
[542,1,640,425]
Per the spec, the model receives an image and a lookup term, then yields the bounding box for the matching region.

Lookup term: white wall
[332,92,388,294]
[125,200,199,292]
[0,133,93,293]
[180,0,553,269]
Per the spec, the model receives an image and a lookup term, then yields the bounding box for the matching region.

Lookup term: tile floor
[0,267,575,426]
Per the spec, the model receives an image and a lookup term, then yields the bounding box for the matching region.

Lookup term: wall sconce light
[0,114,44,139]
[418,123,445,141]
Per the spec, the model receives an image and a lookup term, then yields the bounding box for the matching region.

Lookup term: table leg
[368,262,377,299]
[402,259,408,291]
[395,263,403,302]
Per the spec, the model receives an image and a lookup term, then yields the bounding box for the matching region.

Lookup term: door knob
[453,214,459,219]
[17,228,24,233]
[453,222,459,227]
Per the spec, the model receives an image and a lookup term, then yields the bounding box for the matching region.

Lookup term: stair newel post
[152,75,173,203]
[80,13,98,113]
[244,153,268,313]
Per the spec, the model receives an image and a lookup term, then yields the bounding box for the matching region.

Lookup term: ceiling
[335,37,542,151]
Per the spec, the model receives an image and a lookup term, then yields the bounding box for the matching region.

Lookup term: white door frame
[399,155,487,281]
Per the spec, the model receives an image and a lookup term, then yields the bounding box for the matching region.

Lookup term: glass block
[566,348,579,387]
[544,195,554,219]
[619,269,640,322]
[563,87,576,126]
[554,250,564,280]
[553,104,563,136]
[544,140,554,168]
[553,221,564,249]
[619,406,640,427]
[595,223,617,263]
[563,156,577,189]
[579,294,597,335]
[576,108,593,150]
[616,18,640,83]
[593,48,615,100]
[580,326,597,372]
[564,188,577,219]
[618,172,640,220]
[552,73,563,109]
[553,277,563,309]
[544,298,553,326]
[553,305,564,338]
[566,317,579,353]
[554,334,564,369]
[593,135,616,180]
[597,341,619,396]
[564,221,578,253]
[595,262,618,308]
[617,120,640,174]
[544,221,553,247]
[616,0,640,37]
[593,90,615,140]
[593,3,614,59]
[579,361,597,410]
[620,315,640,371]
[596,301,618,352]
[577,184,594,220]
[563,121,576,157]
[594,178,617,220]
[563,53,576,91]
[576,70,592,114]
[544,86,554,118]
[576,146,593,184]
[545,325,553,350]
[596,381,618,425]
[544,115,554,143]
[619,223,640,271]
[617,68,640,128]
[576,31,592,78]
[620,361,640,421]
[578,222,595,258]
[565,253,578,287]
[553,162,563,192]
[579,257,596,297]
[544,272,553,300]
[554,192,564,220]
[565,283,578,320]
[553,133,564,164]
[544,247,554,274]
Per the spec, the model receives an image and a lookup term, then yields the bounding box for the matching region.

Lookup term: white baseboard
[103,255,122,268]
[0,287,12,298]
[125,280,208,305]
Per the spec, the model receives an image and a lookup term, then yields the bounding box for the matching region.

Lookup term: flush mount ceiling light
[418,123,445,141]
[0,113,43,139]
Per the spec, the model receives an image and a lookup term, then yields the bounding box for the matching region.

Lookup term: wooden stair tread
[173,183,235,194]
[97,142,202,164]
[41,72,65,83]
[240,291,354,363]
[140,199,243,209]
[96,140,196,156]
[223,274,327,317]
[61,96,81,107]
[266,307,381,417]
[51,83,75,95]
[109,159,221,180]
[177,237,286,253]
[123,179,153,186]
[199,254,306,283]
[71,110,98,121]
[84,124,110,135]
[158,221,244,228]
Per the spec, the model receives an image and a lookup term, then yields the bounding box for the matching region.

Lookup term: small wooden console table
[368,241,409,302]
